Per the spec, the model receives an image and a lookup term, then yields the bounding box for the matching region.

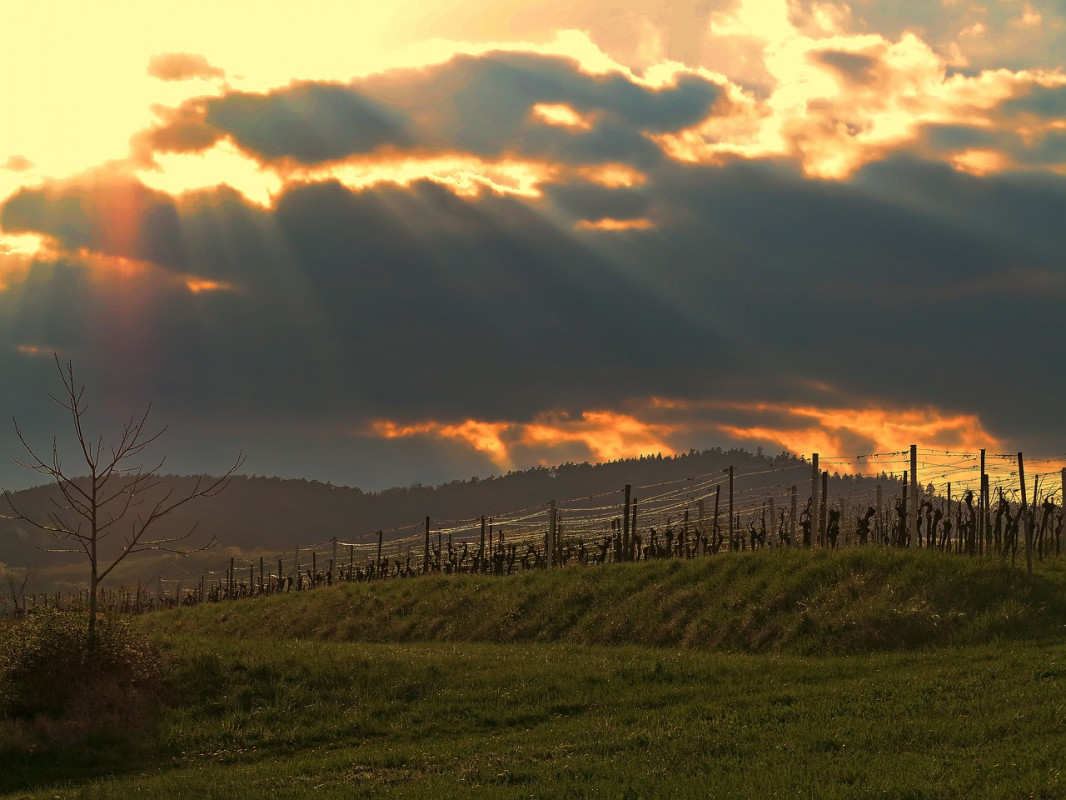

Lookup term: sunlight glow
[574,218,656,231]
[137,142,283,208]
[369,394,1025,479]
[323,152,555,198]
[371,409,677,470]
[717,403,1001,473]
[136,142,560,205]
[185,278,233,293]
[576,164,646,188]
[0,232,64,291]
[531,103,594,130]
[951,148,1012,176]
[659,0,1066,179]
[521,410,678,463]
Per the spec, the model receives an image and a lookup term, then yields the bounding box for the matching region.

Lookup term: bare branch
[6,356,244,622]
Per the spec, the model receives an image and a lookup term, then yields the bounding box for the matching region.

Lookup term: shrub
[0,609,165,745]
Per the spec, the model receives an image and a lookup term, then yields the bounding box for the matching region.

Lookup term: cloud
[4,14,1066,493]
[5,149,1066,465]
[1003,82,1066,118]
[373,408,680,471]
[1,167,187,270]
[147,52,225,82]
[3,155,33,172]
[205,84,411,164]
[366,394,1010,482]
[138,51,723,175]
[813,49,881,86]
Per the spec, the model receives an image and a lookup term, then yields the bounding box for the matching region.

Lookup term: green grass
[4,548,1066,798]
[140,547,1066,653]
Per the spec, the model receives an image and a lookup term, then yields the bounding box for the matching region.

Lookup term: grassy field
[4,548,1066,798]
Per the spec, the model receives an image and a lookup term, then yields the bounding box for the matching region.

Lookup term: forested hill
[0,448,863,567]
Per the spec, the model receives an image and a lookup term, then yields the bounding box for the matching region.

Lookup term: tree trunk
[88,566,99,650]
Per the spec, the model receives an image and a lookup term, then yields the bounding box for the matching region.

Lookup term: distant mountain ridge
[0,448,873,569]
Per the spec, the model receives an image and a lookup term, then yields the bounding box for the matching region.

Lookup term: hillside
[140,547,1066,654]
[1,447,880,572]
[9,548,1066,798]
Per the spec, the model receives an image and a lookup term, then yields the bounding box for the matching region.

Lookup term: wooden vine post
[548,500,558,567]
[727,467,735,552]
[714,485,721,550]
[820,470,828,546]
[697,498,705,556]
[631,498,638,561]
[810,454,819,548]
[979,449,988,553]
[910,445,918,548]
[790,484,797,545]
[423,516,431,574]
[1019,453,1031,575]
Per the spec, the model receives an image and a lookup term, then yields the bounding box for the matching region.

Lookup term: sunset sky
[1,0,1064,491]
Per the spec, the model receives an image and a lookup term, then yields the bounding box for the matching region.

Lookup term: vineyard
[11,445,1064,616]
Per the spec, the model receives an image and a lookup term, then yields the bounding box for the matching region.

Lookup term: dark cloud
[1017,130,1066,166]
[921,124,1006,152]
[602,156,1066,446]
[363,52,722,163]
[205,84,410,163]
[813,50,880,85]
[147,52,225,82]
[0,173,726,429]
[542,181,651,222]
[1002,83,1066,118]
[141,51,722,169]
[1,172,187,269]
[134,103,222,161]
[3,146,1066,490]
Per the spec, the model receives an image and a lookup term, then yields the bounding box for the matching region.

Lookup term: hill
[1,447,881,574]
[8,548,1066,798]
[140,547,1066,654]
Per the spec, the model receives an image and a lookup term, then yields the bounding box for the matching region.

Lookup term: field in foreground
[4,549,1066,798]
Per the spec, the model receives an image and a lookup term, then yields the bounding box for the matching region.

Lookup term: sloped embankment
[141,548,1066,653]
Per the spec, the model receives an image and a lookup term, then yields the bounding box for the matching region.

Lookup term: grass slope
[142,547,1066,653]
[4,548,1066,799]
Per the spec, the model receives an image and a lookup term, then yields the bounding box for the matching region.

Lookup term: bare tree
[4,356,243,642]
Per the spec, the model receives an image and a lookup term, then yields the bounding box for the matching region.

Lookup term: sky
[1,0,1064,492]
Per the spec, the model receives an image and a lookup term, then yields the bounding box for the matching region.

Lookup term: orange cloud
[147,53,225,82]
[574,218,655,231]
[438,420,513,467]
[655,0,1066,180]
[137,144,561,207]
[185,278,232,293]
[372,420,439,439]
[0,233,52,290]
[366,395,1056,491]
[715,402,1002,480]
[370,408,677,471]
[520,410,678,463]
[576,163,646,188]
[531,103,594,130]
[951,148,1012,176]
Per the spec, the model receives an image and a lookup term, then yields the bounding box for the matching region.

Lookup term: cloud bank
[1,1,1064,490]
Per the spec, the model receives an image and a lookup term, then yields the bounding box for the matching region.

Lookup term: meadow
[3,548,1066,798]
